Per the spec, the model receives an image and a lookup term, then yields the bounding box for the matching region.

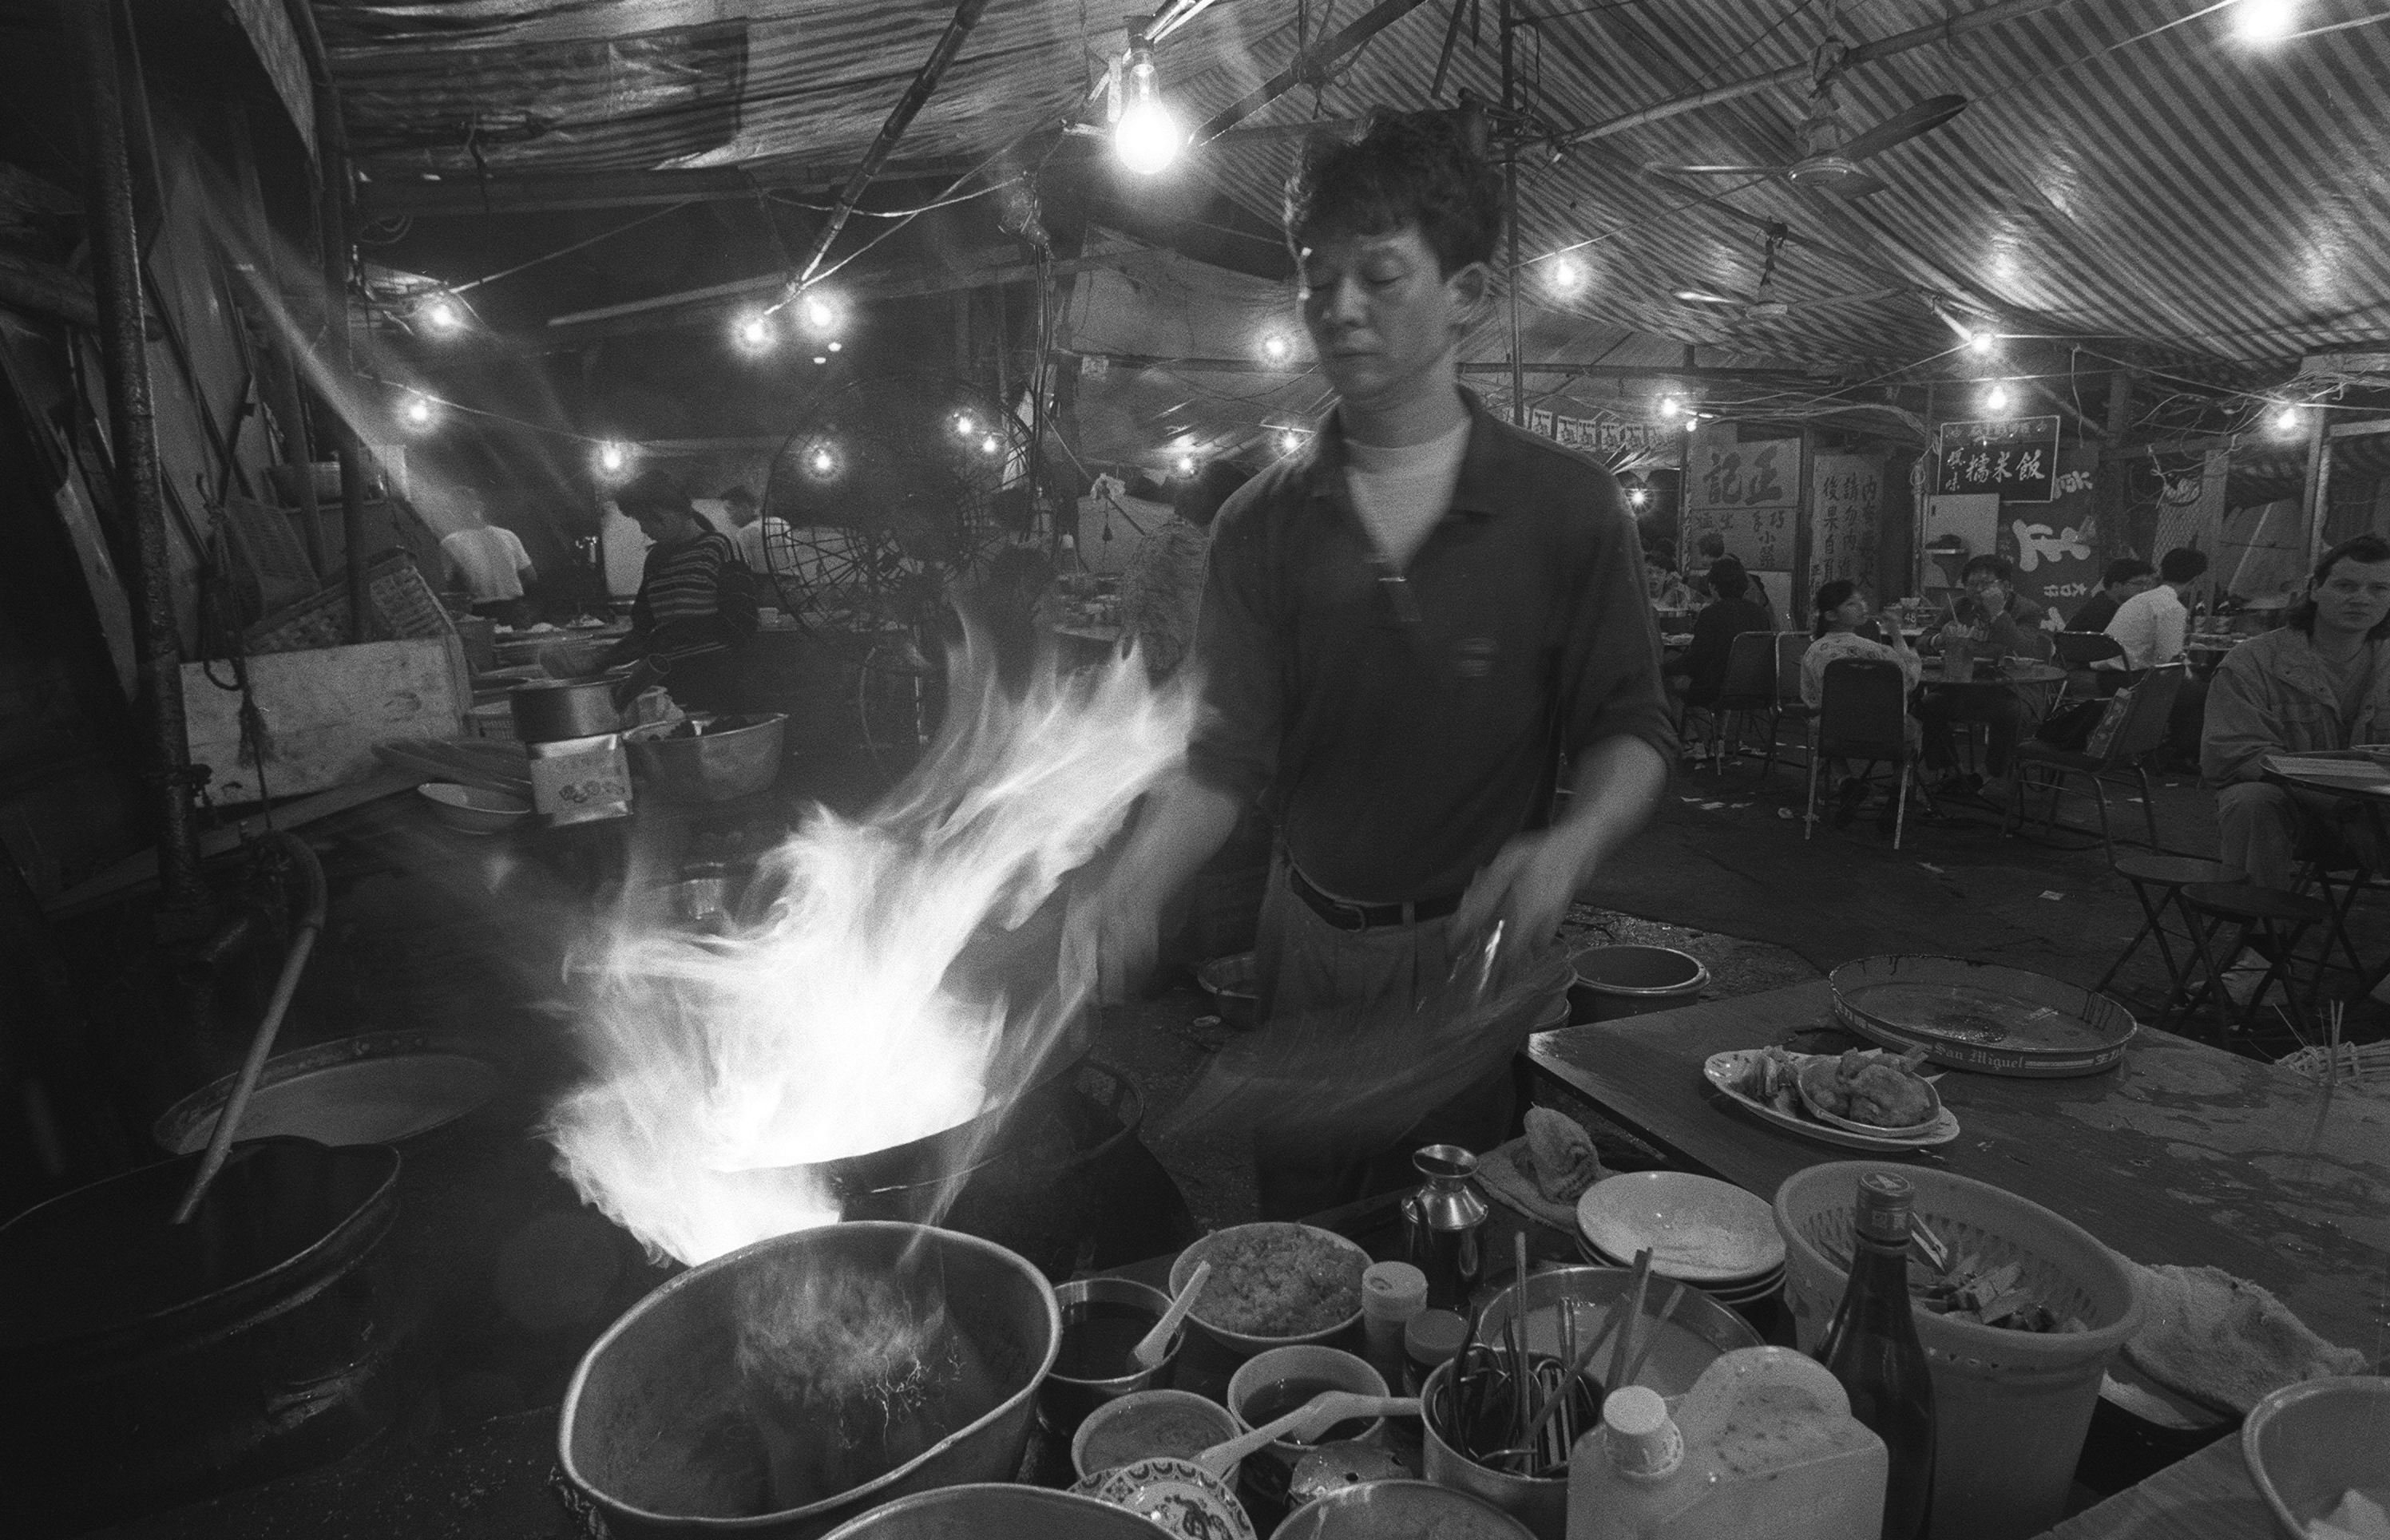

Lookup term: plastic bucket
[1774,1162,2144,1540]
[1567,945,1709,1023]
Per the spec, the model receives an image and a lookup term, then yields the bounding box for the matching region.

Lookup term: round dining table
[1914,660,2068,691]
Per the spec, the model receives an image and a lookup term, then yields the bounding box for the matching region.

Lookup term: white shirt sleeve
[2103,592,2154,669]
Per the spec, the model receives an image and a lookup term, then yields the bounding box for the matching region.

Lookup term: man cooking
[2202,533,2390,890]
[1067,109,1673,1216]
[599,467,757,714]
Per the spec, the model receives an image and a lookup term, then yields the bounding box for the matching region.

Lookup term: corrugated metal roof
[316,0,2390,372]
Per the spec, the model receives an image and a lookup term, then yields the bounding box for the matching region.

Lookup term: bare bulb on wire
[2234,0,2297,42]
[597,441,629,476]
[1548,255,1587,295]
[2273,403,2305,435]
[1114,58,1183,175]
[421,295,465,334]
[1174,453,1196,477]
[981,435,1002,457]
[1985,381,2013,414]
[401,394,435,430]
[1965,329,1996,355]
[1259,332,1292,365]
[1659,396,1683,419]
[732,311,776,354]
[1278,430,1302,455]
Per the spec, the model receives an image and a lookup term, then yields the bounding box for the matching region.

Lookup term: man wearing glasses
[1919,553,2057,801]
[1065,109,1673,1213]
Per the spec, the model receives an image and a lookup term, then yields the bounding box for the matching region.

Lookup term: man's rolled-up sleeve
[1556,485,1678,765]
[1183,495,1281,805]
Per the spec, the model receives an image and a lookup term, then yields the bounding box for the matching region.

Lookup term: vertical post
[1500,0,1524,425]
[2300,410,2331,567]
[63,0,208,916]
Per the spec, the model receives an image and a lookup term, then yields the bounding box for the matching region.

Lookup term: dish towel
[2121,1262,2372,1414]
[1475,1107,1605,1232]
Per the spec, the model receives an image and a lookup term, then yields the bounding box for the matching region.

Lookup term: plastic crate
[244,552,458,656]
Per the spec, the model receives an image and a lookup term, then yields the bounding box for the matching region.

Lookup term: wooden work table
[1528,980,2389,1371]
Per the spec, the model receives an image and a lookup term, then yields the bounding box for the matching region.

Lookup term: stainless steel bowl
[1280,1479,1537,1540]
[625,713,787,803]
[558,1221,1059,1540]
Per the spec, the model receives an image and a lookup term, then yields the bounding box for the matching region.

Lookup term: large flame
[546,640,1195,1265]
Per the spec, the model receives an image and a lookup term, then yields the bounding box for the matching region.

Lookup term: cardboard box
[183,636,470,803]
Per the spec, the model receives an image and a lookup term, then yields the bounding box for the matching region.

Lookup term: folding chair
[1773,632,1815,777]
[2052,631,2125,704]
[1805,657,1920,849]
[2002,663,2186,862]
[1712,630,1801,778]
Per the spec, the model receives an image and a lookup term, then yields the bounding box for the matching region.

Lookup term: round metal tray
[1827,955,2135,1077]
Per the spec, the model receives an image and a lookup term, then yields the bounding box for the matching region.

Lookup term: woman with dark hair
[1674,561,1771,708]
[2202,532,2390,889]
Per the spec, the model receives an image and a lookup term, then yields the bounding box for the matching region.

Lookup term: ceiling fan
[1646,30,1968,202]
[1669,223,1904,320]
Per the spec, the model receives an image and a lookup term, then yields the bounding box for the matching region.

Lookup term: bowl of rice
[1167,1222,1369,1357]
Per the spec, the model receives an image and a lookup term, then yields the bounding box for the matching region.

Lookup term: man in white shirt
[721,486,791,575]
[438,520,536,622]
[2101,547,2207,671]
[2100,546,2210,763]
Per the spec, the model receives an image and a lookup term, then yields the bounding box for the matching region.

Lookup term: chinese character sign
[1692,438,1799,510]
[1809,454,1882,595]
[1525,407,1663,460]
[1996,447,2101,616]
[1935,416,2061,502]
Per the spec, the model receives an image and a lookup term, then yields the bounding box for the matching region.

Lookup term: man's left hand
[1452,829,1589,977]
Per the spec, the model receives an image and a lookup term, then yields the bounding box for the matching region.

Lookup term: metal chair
[2003,663,2186,862]
[1773,632,1816,775]
[2052,631,2126,703]
[1805,657,1920,849]
[1711,630,1799,778]
[2166,881,2331,1043]
[2098,854,2230,1008]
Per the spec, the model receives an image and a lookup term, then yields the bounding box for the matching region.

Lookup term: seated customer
[1916,553,2056,799]
[2100,546,2212,762]
[1803,580,1921,824]
[1645,550,1693,611]
[2202,533,2390,890]
[2069,558,2155,634]
[1675,564,1774,708]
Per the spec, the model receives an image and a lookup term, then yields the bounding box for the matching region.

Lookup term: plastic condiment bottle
[1402,1308,1468,1397]
[1361,1262,1429,1391]
[1565,1347,1888,1540]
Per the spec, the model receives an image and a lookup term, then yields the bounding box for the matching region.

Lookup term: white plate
[1575,1171,1786,1285]
[1702,1049,1961,1152]
[1575,1234,1782,1300]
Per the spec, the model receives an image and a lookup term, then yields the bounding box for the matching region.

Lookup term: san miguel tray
[1827,956,2136,1077]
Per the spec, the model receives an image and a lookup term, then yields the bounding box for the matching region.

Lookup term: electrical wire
[451,201,697,293]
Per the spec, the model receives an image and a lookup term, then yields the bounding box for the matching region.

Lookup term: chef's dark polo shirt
[1186,390,1676,906]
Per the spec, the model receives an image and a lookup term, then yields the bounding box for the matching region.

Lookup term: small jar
[1402,1308,1468,1399]
[1360,1261,1429,1392]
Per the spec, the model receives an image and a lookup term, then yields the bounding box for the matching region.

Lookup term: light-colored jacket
[2201,626,2390,785]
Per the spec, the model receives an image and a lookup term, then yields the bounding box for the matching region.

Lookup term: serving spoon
[1191,1392,1421,1480]
[1131,1261,1210,1370]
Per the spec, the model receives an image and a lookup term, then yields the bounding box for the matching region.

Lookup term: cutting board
[183,637,470,803]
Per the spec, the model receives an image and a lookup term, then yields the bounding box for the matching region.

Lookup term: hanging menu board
[1935,416,2061,503]
[1683,435,1801,572]
[1808,454,1883,595]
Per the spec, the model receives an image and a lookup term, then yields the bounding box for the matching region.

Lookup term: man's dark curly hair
[1283,108,1501,275]
[2289,532,2390,641]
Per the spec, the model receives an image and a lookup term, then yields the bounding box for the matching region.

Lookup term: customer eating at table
[1645,548,1694,611]
[1064,107,1673,1217]
[1804,580,1922,825]
[2202,533,2390,890]
[1673,561,1774,711]
[2067,557,2156,634]
[1917,553,2055,802]
[2099,546,2212,762]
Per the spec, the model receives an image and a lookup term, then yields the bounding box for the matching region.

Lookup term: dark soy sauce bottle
[1819,1171,1937,1540]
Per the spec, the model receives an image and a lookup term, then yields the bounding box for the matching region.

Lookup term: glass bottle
[1818,1172,1936,1540]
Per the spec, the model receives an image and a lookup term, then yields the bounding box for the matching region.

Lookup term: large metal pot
[0,1138,406,1533]
[558,1221,1060,1539]
[625,713,787,802]
[510,675,626,742]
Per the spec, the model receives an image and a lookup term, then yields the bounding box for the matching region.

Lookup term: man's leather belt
[1289,865,1464,932]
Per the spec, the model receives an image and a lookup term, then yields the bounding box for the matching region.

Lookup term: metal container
[625,712,787,803]
[0,1138,406,1534]
[1038,1277,1179,1436]
[559,1221,1060,1540]
[818,1484,1164,1539]
[1401,1144,1489,1312]
[509,675,624,742]
[1282,1479,1536,1540]
[1567,945,1710,1023]
[1420,1357,1568,1539]
[151,1030,505,1154]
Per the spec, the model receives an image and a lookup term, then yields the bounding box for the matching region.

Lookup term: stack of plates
[1575,1171,1786,1307]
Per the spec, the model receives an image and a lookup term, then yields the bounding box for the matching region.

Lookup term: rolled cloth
[2120,1262,2371,1415]
[1476,1108,1604,1230]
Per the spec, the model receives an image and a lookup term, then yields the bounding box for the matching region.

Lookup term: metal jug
[1401,1143,1489,1312]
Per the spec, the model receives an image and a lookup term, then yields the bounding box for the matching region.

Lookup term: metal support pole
[1500,0,1524,426]
[63,0,207,916]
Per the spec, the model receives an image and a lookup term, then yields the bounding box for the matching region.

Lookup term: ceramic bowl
[1071,1456,1256,1540]
[1039,1277,1179,1437]
[1227,1344,1388,1510]
[1072,1389,1240,1484]
[2241,1374,2390,1538]
[1168,1223,1369,1356]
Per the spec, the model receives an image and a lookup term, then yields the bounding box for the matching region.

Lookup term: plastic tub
[1774,1162,2144,1540]
[1568,945,1709,1023]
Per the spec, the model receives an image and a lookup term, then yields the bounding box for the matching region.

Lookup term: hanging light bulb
[1259,332,1293,365]
[827,340,842,353]
[2273,403,2306,435]
[805,442,840,480]
[732,310,778,355]
[812,355,828,366]
[795,291,842,337]
[1113,49,1183,176]
[399,393,436,431]
[1984,380,2014,415]
[1965,328,1997,356]
[596,441,631,477]
[1277,429,1301,455]
[1548,254,1587,295]
[419,294,466,335]
[1659,396,1683,419]
[954,412,977,436]
[2234,0,2297,42]
[981,434,1002,457]
[1174,453,1196,477]
[1627,486,1651,509]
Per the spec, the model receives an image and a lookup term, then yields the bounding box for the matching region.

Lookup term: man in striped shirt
[605,468,757,711]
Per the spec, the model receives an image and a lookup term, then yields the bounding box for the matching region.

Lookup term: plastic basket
[244,552,457,655]
[1774,1162,2143,1540]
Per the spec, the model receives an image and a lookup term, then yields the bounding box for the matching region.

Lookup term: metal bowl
[1167,1223,1369,1358]
[1471,1264,1765,1398]
[416,781,532,834]
[625,713,787,803]
[1072,1388,1239,1484]
[1280,1479,1536,1540]
[151,1030,506,1154]
[558,1221,1059,1539]
[1038,1277,1179,1436]
[818,1484,1162,1539]
[2241,1376,2390,1539]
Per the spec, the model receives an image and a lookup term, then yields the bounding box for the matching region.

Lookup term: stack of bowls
[1575,1171,1786,1308]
